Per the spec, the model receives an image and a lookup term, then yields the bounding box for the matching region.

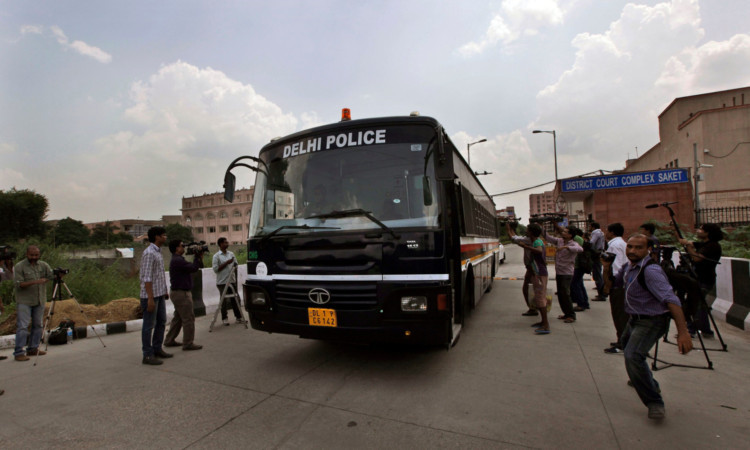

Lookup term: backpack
[636,259,662,293]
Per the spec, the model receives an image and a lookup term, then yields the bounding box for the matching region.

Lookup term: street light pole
[533,129,558,181]
[467,138,487,168]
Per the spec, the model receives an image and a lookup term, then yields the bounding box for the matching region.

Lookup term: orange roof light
[341,108,351,121]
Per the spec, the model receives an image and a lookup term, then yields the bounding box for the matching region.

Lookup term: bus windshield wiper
[260,224,339,242]
[306,209,400,239]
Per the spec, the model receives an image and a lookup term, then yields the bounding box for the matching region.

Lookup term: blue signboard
[561,168,689,193]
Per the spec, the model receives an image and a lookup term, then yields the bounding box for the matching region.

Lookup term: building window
[195,227,203,233]
[233,210,241,217]
[207,212,216,219]
[220,225,229,232]
[185,216,192,224]
[208,226,216,233]
[195,213,203,221]
[219,211,228,218]
[233,224,242,231]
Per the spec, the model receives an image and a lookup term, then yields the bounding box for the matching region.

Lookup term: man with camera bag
[164,240,204,351]
[603,223,629,353]
[13,245,53,361]
[615,234,692,420]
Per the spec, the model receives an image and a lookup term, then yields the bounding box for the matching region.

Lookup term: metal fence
[697,206,750,227]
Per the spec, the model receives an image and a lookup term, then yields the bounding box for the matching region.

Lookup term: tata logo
[308,288,331,304]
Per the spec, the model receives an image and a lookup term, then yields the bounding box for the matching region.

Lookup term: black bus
[223,111,500,347]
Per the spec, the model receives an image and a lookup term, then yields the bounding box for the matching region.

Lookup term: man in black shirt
[165,240,205,350]
[679,223,723,337]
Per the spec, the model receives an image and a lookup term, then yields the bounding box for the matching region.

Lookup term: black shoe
[592,296,607,302]
[521,310,539,316]
[154,349,173,359]
[164,340,182,348]
[604,346,622,354]
[647,403,665,420]
[142,356,163,365]
[183,344,203,351]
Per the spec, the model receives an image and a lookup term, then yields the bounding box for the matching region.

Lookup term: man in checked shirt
[614,234,692,420]
[139,227,172,365]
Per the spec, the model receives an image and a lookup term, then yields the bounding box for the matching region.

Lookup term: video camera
[185,241,209,255]
[0,245,16,261]
[53,267,69,277]
[529,214,565,224]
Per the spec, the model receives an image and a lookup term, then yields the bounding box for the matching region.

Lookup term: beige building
[624,86,750,212]
[182,187,254,245]
[529,190,557,216]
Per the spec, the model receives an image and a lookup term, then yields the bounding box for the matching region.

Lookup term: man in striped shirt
[140,226,172,365]
[614,234,692,420]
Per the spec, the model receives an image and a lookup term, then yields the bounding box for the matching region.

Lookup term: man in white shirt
[602,222,628,353]
[212,237,245,325]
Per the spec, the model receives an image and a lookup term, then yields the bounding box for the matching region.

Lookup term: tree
[0,188,49,242]
[90,221,121,246]
[165,223,194,244]
[54,217,91,246]
[115,231,134,244]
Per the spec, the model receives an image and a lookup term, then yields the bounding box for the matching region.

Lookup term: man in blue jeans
[615,234,692,419]
[140,227,172,365]
[13,245,53,361]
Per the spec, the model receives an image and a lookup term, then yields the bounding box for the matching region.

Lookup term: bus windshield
[249,129,440,238]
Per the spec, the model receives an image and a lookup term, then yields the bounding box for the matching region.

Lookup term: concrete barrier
[710,257,750,331]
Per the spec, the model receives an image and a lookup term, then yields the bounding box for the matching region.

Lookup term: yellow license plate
[308,308,337,327]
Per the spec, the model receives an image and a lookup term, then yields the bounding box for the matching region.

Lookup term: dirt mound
[0,298,141,336]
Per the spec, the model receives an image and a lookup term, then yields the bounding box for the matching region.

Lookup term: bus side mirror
[223,171,236,203]
[422,176,433,206]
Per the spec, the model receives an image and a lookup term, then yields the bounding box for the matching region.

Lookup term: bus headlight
[250,292,267,306]
[401,296,428,312]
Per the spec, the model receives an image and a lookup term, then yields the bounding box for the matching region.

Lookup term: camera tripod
[648,202,727,372]
[209,263,248,332]
[37,273,106,366]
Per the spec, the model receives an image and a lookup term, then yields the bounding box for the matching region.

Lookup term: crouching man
[615,234,692,420]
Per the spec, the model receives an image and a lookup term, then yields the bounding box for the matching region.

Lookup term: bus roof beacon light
[341,108,351,121]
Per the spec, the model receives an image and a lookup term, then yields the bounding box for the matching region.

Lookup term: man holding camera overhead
[13,245,53,361]
[164,240,204,351]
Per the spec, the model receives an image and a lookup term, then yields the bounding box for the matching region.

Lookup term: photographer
[12,246,53,361]
[678,223,723,337]
[164,240,204,351]
[212,237,245,325]
[615,234,692,420]
[602,223,628,354]
[542,223,583,323]
[506,222,538,317]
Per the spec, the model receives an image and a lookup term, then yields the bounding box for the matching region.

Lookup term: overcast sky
[2,0,749,224]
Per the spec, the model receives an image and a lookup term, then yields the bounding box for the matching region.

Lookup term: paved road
[1,245,748,448]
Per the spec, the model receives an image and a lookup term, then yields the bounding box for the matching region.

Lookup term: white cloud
[47,25,113,63]
[20,25,43,35]
[47,61,300,220]
[459,0,565,56]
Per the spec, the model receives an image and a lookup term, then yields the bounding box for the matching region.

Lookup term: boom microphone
[645,201,678,209]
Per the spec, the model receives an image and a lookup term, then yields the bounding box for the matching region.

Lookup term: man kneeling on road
[614,234,692,420]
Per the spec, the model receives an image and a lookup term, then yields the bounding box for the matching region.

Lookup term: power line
[490,169,615,197]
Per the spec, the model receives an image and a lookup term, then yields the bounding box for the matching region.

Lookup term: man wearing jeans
[13,246,53,361]
[615,234,692,420]
[140,227,172,365]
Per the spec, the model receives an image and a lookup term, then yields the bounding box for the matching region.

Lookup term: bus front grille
[275,281,378,310]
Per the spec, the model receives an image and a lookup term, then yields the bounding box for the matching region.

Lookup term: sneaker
[604,346,622,354]
[222,319,230,326]
[647,403,666,420]
[142,356,163,365]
